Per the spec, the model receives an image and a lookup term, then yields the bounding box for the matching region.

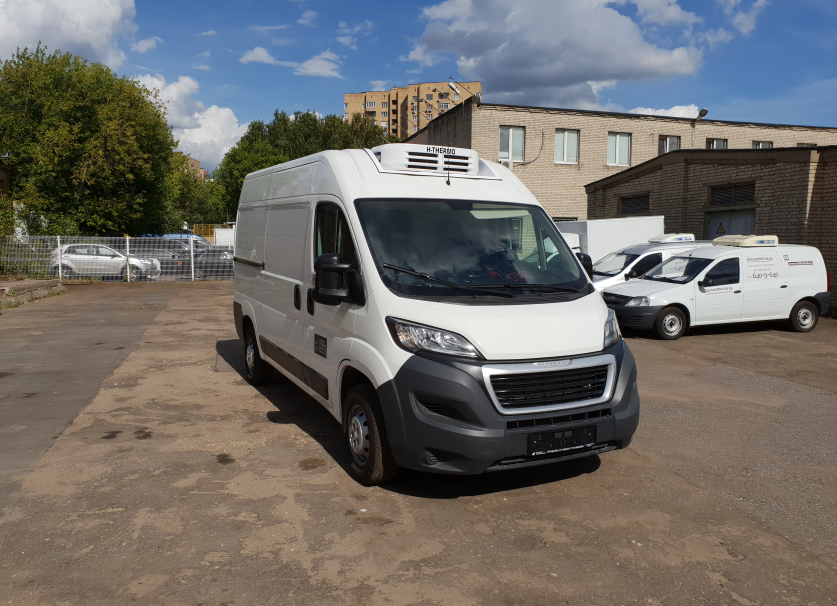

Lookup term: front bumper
[612,305,665,331]
[376,339,640,475]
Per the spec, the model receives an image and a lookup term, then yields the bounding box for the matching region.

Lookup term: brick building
[344,81,482,138]
[185,156,209,179]
[585,146,837,310]
[406,97,837,221]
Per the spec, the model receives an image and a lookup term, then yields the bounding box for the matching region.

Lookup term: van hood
[388,294,608,361]
[602,279,680,297]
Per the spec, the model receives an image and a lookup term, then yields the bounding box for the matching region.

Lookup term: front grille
[490,365,609,410]
[506,408,612,431]
[602,292,632,307]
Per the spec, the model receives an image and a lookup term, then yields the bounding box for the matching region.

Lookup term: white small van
[591,234,706,292]
[233,144,640,485]
[602,235,831,340]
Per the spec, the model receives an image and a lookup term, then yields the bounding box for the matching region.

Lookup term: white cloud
[272,38,293,46]
[249,24,290,32]
[628,104,700,118]
[193,64,210,71]
[195,50,211,58]
[239,47,298,67]
[370,80,389,91]
[133,73,247,171]
[0,0,136,68]
[336,20,374,49]
[294,49,342,78]
[730,0,769,35]
[131,36,162,53]
[196,30,216,36]
[693,28,735,49]
[289,110,324,121]
[402,0,705,108]
[298,10,318,27]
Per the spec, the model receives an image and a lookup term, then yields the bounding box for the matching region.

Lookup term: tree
[0,45,175,235]
[156,153,227,232]
[217,111,400,218]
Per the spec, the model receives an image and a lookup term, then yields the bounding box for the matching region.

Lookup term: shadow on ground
[215,338,602,499]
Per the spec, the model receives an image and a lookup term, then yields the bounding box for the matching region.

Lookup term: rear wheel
[654,306,687,340]
[344,385,397,486]
[788,300,818,333]
[243,328,273,385]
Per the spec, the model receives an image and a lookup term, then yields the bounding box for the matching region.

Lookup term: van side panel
[234,174,272,338]
[261,200,311,367]
[312,161,341,198]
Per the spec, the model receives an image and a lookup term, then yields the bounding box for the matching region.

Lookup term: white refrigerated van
[602,235,831,340]
[233,144,640,485]
[591,234,705,292]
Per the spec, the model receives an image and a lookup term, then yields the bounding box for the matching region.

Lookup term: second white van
[233,144,640,485]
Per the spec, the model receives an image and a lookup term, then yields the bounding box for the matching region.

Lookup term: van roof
[239,144,541,209]
[679,244,813,260]
[618,241,708,256]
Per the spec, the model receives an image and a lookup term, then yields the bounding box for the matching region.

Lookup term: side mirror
[312,253,364,306]
[699,278,714,288]
[626,270,639,280]
[576,253,593,278]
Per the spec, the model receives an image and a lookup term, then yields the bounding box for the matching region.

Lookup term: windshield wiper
[469,283,579,293]
[382,264,513,298]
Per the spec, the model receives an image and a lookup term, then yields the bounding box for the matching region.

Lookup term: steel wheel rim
[663,313,682,335]
[797,307,814,328]
[348,405,369,466]
[246,342,256,372]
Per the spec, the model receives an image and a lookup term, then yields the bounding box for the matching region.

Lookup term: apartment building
[343,81,482,138]
[406,97,837,220]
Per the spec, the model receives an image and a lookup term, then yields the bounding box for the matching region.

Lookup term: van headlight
[603,309,621,349]
[625,296,649,307]
[386,317,481,358]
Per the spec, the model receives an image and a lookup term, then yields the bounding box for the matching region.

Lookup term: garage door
[706,210,755,238]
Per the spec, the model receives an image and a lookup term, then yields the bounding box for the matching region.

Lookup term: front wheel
[243,328,273,385]
[788,300,818,333]
[654,306,687,340]
[344,385,398,486]
[121,266,141,282]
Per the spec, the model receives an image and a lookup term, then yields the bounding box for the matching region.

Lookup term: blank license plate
[527,426,597,456]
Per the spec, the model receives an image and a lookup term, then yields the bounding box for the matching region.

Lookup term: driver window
[98,246,116,257]
[314,203,356,267]
[631,253,662,276]
[705,258,740,285]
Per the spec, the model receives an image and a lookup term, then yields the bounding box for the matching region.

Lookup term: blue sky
[1,0,836,169]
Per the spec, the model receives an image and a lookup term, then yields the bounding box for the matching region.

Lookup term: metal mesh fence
[0,236,234,282]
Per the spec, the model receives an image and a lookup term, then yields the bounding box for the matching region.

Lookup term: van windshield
[642,256,713,283]
[592,252,639,276]
[355,199,588,299]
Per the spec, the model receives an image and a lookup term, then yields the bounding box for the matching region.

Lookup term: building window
[412,95,418,102]
[343,113,348,121]
[439,92,449,99]
[425,113,431,120]
[706,138,727,149]
[381,122,387,128]
[620,195,650,216]
[658,135,680,155]
[499,126,525,162]
[454,93,460,100]
[710,183,756,206]
[365,102,376,109]
[412,125,418,132]
[381,102,387,108]
[392,119,397,124]
[343,103,348,110]
[438,102,450,110]
[367,111,376,118]
[412,115,417,122]
[554,129,579,164]
[797,143,817,148]
[381,111,388,117]
[426,93,434,100]
[607,132,631,166]
[752,141,772,149]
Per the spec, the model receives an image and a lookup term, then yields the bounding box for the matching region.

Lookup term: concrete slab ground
[0,282,835,605]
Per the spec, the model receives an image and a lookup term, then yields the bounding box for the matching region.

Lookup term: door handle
[734,290,741,294]
[307,289,315,316]
[780,284,788,288]
[294,284,301,310]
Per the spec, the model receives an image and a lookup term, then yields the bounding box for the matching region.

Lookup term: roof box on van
[713,235,778,247]
[370,144,499,179]
[648,233,695,243]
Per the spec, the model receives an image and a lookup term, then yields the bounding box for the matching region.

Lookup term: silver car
[48,244,160,280]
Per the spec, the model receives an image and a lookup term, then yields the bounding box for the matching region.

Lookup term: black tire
[243,328,273,385]
[654,306,687,340]
[344,384,398,486]
[121,266,141,282]
[60,265,74,278]
[788,300,819,333]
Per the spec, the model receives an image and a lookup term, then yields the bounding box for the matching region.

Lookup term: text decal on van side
[427,146,456,155]
[788,261,813,266]
[314,334,327,358]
